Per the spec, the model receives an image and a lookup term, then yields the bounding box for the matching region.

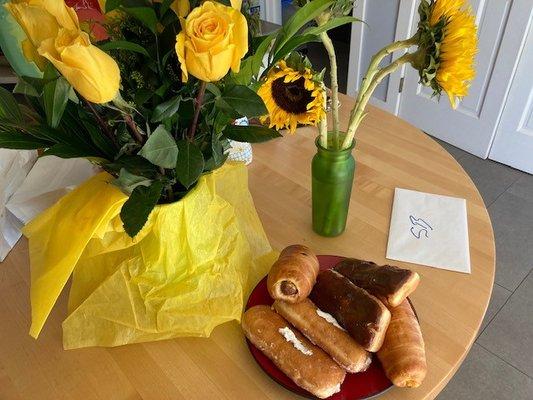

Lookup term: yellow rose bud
[175,1,248,82]
[5,0,79,69]
[38,30,120,103]
[170,0,190,18]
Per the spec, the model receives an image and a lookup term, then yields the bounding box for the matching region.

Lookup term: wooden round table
[0,94,495,400]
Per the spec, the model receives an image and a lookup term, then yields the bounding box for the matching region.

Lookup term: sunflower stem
[343,52,415,149]
[358,35,419,98]
[320,31,340,149]
[318,82,328,148]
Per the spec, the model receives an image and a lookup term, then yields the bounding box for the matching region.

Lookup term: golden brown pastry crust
[377,300,427,388]
[334,259,420,308]
[242,305,346,399]
[267,245,320,303]
[273,299,372,373]
[309,270,391,352]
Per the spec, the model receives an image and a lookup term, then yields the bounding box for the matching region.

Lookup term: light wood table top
[0,93,495,400]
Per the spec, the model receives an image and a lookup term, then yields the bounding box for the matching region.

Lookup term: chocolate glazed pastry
[310,270,391,352]
[267,245,320,303]
[334,259,420,308]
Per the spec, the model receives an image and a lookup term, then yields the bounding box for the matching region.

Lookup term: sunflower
[416,0,477,108]
[258,60,325,134]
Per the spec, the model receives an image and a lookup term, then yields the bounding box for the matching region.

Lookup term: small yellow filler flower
[258,60,325,134]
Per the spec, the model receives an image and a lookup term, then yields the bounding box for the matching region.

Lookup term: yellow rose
[38,30,120,103]
[170,0,190,18]
[5,0,79,68]
[175,1,248,82]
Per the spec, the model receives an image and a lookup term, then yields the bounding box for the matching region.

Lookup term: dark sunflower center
[271,76,314,114]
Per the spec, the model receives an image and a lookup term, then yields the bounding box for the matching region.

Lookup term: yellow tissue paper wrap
[22,162,277,349]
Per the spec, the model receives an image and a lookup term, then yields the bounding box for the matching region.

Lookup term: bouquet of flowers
[0,0,358,348]
[0,0,354,237]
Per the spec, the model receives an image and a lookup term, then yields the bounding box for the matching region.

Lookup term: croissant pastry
[267,245,319,303]
[377,300,427,388]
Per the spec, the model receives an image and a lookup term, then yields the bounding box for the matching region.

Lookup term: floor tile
[478,271,533,377]
[433,137,469,161]
[436,344,533,400]
[507,173,533,202]
[457,153,523,206]
[488,192,533,290]
[478,283,512,334]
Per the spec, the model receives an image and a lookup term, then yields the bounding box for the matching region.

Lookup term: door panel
[489,7,533,173]
[347,0,409,113]
[399,0,529,158]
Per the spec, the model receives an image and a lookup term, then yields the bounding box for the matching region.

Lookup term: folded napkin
[0,149,37,261]
[0,154,97,262]
[386,188,470,273]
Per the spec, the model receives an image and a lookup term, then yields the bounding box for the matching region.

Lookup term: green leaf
[273,0,335,53]
[213,111,233,133]
[223,125,282,143]
[13,80,39,97]
[160,0,174,16]
[138,125,178,168]
[114,168,152,195]
[303,16,361,36]
[79,115,116,159]
[227,57,254,86]
[0,86,23,122]
[99,40,151,57]
[208,131,227,170]
[43,62,59,80]
[175,140,204,188]
[0,132,52,149]
[41,143,99,158]
[220,85,267,117]
[206,83,222,97]
[123,7,159,34]
[151,96,180,122]
[251,32,275,77]
[105,155,159,177]
[135,88,153,106]
[43,77,70,128]
[120,180,164,237]
[269,34,321,70]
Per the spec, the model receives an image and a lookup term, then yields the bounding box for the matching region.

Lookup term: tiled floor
[432,137,533,400]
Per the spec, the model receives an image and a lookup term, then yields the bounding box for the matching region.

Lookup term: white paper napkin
[1,154,98,262]
[386,188,471,273]
[6,156,98,224]
[0,149,37,261]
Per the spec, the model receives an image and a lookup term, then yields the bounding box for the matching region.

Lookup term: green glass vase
[312,138,355,237]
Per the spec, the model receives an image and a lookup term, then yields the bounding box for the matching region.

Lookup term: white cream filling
[316,309,346,331]
[278,327,313,355]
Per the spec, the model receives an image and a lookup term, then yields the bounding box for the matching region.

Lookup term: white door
[489,6,533,174]
[259,0,282,25]
[399,0,532,158]
[348,0,415,113]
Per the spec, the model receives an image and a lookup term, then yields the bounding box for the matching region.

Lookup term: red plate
[245,255,394,400]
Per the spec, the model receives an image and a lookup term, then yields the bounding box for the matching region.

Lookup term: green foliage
[223,125,282,143]
[43,77,70,128]
[120,180,164,237]
[0,0,357,237]
[218,85,267,117]
[139,125,179,168]
[175,140,204,188]
[0,86,23,122]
